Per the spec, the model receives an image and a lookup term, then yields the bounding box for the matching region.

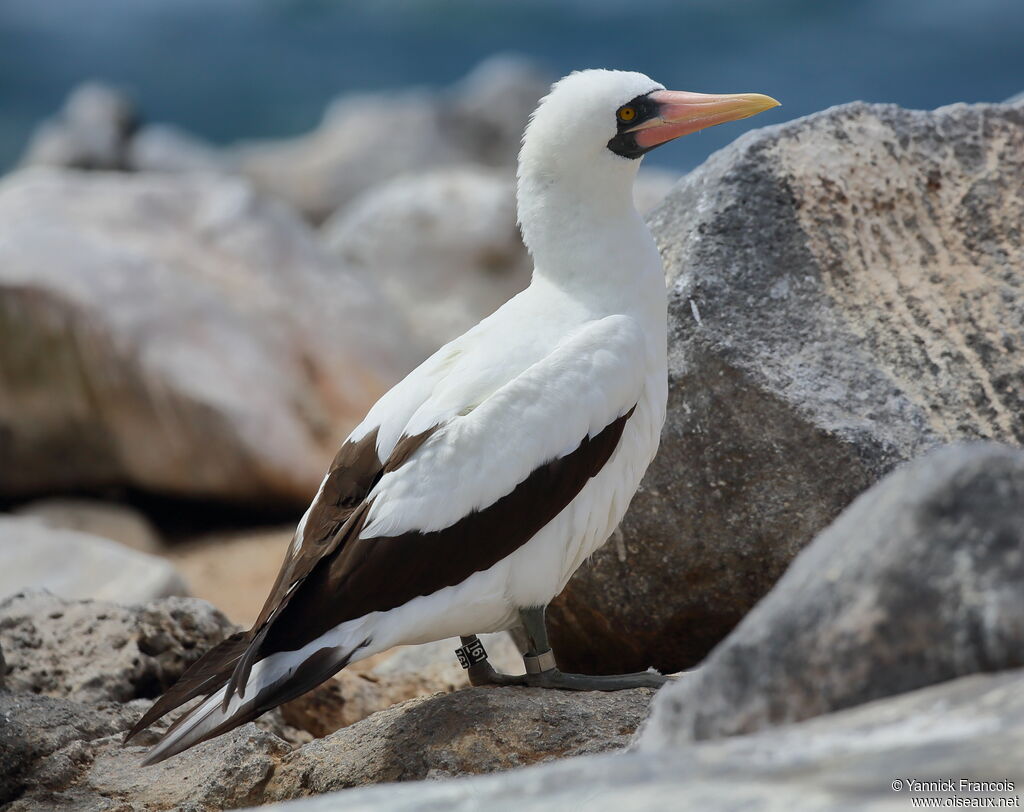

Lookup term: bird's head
[519,68,779,187]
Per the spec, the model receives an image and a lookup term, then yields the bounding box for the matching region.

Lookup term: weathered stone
[0,517,185,604]
[127,124,234,174]
[234,56,549,222]
[0,168,416,504]
[640,442,1024,748]
[549,100,1024,674]
[0,590,234,704]
[19,83,137,171]
[11,498,163,554]
[280,634,521,737]
[264,686,654,801]
[250,669,1024,812]
[322,167,530,352]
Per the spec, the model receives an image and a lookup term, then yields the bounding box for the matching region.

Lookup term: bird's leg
[457,635,527,687]
[517,606,669,691]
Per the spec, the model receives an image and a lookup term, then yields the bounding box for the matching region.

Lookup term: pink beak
[629,90,780,149]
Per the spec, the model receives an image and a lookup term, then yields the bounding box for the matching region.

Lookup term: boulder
[0,518,185,604]
[250,668,1024,812]
[264,686,654,801]
[0,591,234,704]
[548,99,1024,674]
[639,442,1024,748]
[234,56,550,222]
[11,498,163,553]
[127,124,234,174]
[19,83,137,171]
[321,167,531,352]
[0,168,417,505]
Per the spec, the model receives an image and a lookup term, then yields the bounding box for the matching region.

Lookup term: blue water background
[1,0,1022,173]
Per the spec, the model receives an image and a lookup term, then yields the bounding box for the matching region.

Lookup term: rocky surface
[0,168,417,504]
[0,518,186,604]
[19,83,137,171]
[638,442,1024,748]
[0,592,648,810]
[0,591,232,704]
[549,99,1024,675]
[234,56,549,222]
[251,668,1024,812]
[264,686,654,801]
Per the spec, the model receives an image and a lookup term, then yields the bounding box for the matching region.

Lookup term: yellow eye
[617,106,637,122]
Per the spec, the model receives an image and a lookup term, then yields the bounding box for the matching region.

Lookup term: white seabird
[129,69,779,763]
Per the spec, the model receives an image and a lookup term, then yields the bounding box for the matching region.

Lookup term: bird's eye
[617,106,637,123]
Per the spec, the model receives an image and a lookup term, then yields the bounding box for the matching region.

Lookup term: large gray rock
[264,686,654,801]
[234,56,550,222]
[127,124,235,174]
[549,99,1024,674]
[248,668,1024,812]
[0,168,416,504]
[321,167,530,352]
[639,442,1024,748]
[19,83,137,171]
[0,517,185,603]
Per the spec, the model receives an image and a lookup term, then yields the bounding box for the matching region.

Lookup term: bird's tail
[126,633,364,765]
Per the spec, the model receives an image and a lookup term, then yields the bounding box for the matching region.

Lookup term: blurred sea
[1,0,1023,173]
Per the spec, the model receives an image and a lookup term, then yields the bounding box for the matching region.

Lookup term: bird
[127,69,779,764]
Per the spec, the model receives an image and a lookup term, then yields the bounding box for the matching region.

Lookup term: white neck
[516,152,665,315]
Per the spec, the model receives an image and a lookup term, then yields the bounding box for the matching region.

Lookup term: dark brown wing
[254,407,636,664]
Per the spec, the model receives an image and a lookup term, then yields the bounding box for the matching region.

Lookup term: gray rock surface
[264,686,654,801]
[321,167,530,352]
[0,517,186,603]
[248,669,1024,812]
[11,498,163,553]
[127,124,235,174]
[0,168,417,504]
[19,83,137,171]
[0,591,234,704]
[234,56,550,222]
[640,442,1024,748]
[549,99,1024,674]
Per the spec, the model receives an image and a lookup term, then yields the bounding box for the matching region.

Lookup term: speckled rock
[0,591,234,705]
[264,686,655,801]
[549,99,1024,675]
[639,442,1024,748]
[0,168,416,505]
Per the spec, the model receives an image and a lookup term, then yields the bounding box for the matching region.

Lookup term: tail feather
[125,632,249,742]
[132,641,368,765]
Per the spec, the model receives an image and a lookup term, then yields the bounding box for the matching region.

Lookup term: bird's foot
[525,665,669,691]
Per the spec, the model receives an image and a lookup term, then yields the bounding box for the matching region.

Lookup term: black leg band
[455,637,488,669]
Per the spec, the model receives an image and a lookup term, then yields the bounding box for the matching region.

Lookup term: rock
[0,518,186,604]
[234,56,550,222]
[548,99,1024,675]
[126,124,234,174]
[251,668,1024,812]
[639,442,1024,748]
[442,54,553,168]
[0,590,234,704]
[321,167,531,351]
[264,686,654,801]
[19,83,138,171]
[1006,90,1024,104]
[280,634,521,737]
[11,498,163,553]
[0,168,417,505]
